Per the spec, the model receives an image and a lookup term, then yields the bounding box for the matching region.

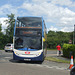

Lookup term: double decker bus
[13,17,47,61]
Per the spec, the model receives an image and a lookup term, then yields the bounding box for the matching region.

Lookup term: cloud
[48,25,74,32]
[60,26,74,32]
[13,1,75,32]
[0,4,17,16]
[0,0,75,32]
[0,4,18,32]
[51,0,75,7]
[47,26,58,31]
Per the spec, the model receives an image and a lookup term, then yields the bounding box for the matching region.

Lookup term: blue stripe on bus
[14,20,16,36]
[42,17,44,37]
[18,48,37,51]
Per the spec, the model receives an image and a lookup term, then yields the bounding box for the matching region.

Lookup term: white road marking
[34,64,69,71]
[10,61,70,71]
[4,57,11,58]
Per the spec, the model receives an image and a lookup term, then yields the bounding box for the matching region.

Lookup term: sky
[0,0,75,32]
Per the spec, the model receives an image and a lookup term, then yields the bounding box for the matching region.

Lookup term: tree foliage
[0,23,2,32]
[47,30,73,49]
[5,13,15,43]
[0,13,15,49]
[63,44,75,58]
[0,23,7,49]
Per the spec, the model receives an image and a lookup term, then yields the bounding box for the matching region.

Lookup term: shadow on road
[9,59,43,64]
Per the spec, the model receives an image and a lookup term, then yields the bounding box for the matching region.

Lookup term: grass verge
[45,56,70,64]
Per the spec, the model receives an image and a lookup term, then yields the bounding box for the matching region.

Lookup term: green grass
[45,56,70,63]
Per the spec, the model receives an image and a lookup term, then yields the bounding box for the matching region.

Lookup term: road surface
[0,50,70,75]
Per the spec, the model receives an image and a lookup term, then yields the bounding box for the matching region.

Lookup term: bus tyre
[5,50,8,52]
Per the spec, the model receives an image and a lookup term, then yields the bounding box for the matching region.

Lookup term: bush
[63,44,75,58]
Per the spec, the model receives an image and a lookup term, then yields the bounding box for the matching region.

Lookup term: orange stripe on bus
[23,32,32,34]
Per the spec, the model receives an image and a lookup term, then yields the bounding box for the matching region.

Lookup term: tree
[5,13,15,43]
[0,14,15,49]
[0,23,2,32]
[47,30,73,49]
[0,23,6,49]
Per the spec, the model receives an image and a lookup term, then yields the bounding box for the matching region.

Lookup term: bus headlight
[15,52,16,54]
[39,52,41,55]
[15,52,19,55]
[36,52,41,56]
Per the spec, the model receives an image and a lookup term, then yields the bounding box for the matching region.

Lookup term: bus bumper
[13,52,44,61]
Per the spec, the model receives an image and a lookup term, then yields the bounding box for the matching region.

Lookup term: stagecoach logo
[25,51,30,54]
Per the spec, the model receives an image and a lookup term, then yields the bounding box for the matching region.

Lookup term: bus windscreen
[14,36,42,50]
[14,17,42,50]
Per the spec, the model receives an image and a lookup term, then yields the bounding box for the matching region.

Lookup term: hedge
[63,44,75,58]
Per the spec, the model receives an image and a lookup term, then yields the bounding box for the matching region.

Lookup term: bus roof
[17,17,42,22]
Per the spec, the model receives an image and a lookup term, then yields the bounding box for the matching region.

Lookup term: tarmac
[45,50,72,71]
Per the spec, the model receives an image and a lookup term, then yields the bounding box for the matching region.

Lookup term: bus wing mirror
[43,38,45,42]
